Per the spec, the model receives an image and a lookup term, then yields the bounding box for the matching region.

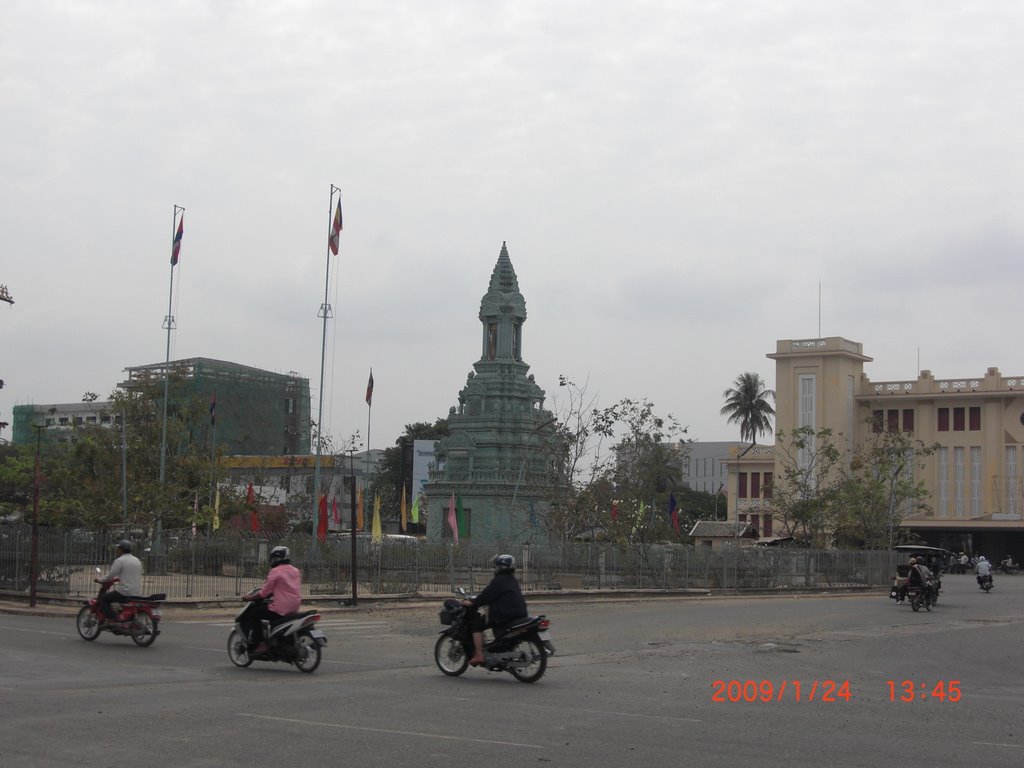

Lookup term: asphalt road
[1,575,1021,767]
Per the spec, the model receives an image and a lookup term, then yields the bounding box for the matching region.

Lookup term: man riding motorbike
[976,555,993,589]
[96,540,143,626]
[907,557,935,603]
[461,554,528,666]
[241,546,302,656]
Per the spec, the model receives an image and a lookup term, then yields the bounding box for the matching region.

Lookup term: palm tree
[720,372,776,445]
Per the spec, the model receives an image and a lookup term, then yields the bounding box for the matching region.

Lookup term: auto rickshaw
[889,545,951,610]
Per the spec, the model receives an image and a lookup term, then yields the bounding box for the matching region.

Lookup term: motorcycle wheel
[227,630,253,667]
[434,635,469,676]
[910,596,921,612]
[76,606,101,641]
[507,636,547,684]
[294,631,322,674]
[924,598,932,612]
[130,613,158,647]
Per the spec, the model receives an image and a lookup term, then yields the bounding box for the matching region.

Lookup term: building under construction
[13,358,311,456]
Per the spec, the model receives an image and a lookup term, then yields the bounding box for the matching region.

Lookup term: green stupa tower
[425,242,557,544]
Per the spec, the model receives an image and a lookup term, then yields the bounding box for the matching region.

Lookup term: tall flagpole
[365,368,373,502]
[314,185,342,549]
[157,204,184,555]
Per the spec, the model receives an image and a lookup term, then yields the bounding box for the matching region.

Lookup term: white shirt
[101,553,143,595]
[976,560,992,577]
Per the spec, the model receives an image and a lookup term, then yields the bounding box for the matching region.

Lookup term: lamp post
[345,432,361,606]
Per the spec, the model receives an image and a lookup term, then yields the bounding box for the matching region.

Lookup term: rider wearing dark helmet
[461,554,528,666]
[240,545,302,656]
[96,540,143,624]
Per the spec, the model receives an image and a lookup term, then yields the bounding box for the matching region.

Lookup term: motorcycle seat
[504,615,539,631]
[115,593,166,603]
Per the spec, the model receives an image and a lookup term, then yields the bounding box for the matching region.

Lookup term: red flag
[669,494,680,536]
[329,198,343,255]
[365,369,374,406]
[318,495,328,542]
[246,482,255,507]
[610,501,619,522]
[171,215,184,265]
[447,494,459,543]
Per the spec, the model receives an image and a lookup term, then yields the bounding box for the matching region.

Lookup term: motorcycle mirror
[95,567,101,574]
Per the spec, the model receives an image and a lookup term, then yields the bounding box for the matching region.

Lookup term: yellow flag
[400,487,407,532]
[212,488,221,530]
[371,494,383,543]
[410,495,420,524]
[357,488,364,531]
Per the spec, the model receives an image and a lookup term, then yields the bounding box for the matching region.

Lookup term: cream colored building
[725,337,1024,559]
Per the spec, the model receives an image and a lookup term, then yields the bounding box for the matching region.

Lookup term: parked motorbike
[227,591,327,673]
[433,592,554,683]
[977,573,994,592]
[76,571,165,647]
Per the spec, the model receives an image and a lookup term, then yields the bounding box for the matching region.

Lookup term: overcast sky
[2,0,1022,451]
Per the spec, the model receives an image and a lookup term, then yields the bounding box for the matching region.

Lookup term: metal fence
[0,524,898,600]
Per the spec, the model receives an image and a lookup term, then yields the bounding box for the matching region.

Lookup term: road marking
[972,741,1021,749]
[240,713,545,749]
[0,625,72,637]
[183,646,377,666]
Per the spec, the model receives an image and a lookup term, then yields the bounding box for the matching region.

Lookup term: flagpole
[157,204,184,556]
[314,185,341,550]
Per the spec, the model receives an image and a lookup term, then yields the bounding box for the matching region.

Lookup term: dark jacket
[471,571,527,628]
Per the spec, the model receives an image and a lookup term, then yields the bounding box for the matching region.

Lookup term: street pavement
[0,573,1020,767]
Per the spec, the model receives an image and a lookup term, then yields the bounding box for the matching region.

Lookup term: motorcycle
[227,591,327,673]
[977,573,994,592]
[76,571,165,647]
[433,592,555,684]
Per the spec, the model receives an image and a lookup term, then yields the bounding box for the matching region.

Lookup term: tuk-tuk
[889,545,951,610]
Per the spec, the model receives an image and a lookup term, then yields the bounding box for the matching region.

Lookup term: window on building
[285,398,296,415]
[954,447,964,519]
[750,514,759,535]
[100,414,111,424]
[59,417,69,425]
[1006,447,1018,518]
[763,472,773,499]
[902,409,914,433]
[969,406,981,431]
[887,410,899,433]
[738,513,747,523]
[763,515,773,537]
[970,446,982,517]
[953,407,965,431]
[751,473,761,498]
[86,416,97,424]
[45,418,54,427]
[937,447,948,517]
[738,472,748,498]
[872,410,884,433]
[938,408,949,432]
[798,374,816,471]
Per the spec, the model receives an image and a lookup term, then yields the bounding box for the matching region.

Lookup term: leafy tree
[592,398,690,544]
[772,426,844,546]
[720,372,776,445]
[835,427,936,549]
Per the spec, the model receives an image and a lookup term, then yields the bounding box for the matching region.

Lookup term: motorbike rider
[907,557,934,601]
[461,554,528,666]
[96,540,143,625]
[241,545,302,656]
[976,555,993,588]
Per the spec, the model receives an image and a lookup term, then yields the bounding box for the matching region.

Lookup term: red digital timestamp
[886,680,961,702]
[711,679,852,703]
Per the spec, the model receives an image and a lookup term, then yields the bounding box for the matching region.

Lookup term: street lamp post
[29,425,42,607]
